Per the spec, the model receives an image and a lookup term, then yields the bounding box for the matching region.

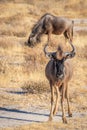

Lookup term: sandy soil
[0,87,87,129]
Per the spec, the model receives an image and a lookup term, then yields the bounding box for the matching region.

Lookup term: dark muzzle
[56,73,64,80]
[55,59,64,80]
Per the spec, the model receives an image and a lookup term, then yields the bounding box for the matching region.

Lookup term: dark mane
[57,45,63,56]
[57,45,63,52]
[32,13,51,33]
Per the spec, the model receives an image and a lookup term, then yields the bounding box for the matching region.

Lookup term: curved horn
[70,41,75,53]
[44,44,52,58]
[64,42,76,59]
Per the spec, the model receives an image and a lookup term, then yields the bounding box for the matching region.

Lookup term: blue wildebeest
[44,42,76,123]
[26,13,74,47]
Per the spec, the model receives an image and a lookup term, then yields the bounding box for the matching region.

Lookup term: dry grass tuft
[22,81,49,94]
[22,70,49,94]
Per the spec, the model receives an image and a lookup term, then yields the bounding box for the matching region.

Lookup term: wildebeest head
[27,32,40,47]
[27,22,43,47]
[44,42,75,79]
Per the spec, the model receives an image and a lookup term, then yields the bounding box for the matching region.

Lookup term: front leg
[48,32,51,44]
[65,85,72,117]
[61,84,67,123]
[53,86,60,116]
[49,82,55,121]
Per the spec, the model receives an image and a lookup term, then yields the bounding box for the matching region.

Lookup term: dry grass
[1,116,87,130]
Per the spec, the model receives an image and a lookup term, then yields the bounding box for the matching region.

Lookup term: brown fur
[44,42,75,123]
[27,13,74,47]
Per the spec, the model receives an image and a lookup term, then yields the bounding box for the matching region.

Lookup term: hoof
[62,117,67,124]
[25,41,28,46]
[69,113,72,117]
[53,110,57,116]
[48,117,53,121]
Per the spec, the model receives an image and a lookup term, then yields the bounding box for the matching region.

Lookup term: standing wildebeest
[44,42,75,123]
[27,13,74,47]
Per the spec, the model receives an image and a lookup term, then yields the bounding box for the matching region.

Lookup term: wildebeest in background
[26,13,74,47]
[44,42,76,123]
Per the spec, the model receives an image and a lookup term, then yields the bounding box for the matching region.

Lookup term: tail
[72,20,74,39]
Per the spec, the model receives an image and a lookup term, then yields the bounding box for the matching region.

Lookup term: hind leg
[64,31,68,44]
[64,29,73,44]
[65,84,72,117]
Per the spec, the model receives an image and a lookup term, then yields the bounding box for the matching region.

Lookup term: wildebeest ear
[64,51,76,60]
[63,41,76,60]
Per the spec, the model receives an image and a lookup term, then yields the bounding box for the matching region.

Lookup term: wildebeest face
[56,59,64,79]
[27,33,36,47]
[27,33,40,47]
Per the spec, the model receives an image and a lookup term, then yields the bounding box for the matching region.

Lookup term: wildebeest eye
[30,33,35,37]
[36,37,41,43]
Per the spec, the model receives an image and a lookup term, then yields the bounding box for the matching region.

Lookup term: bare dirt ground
[0,86,87,129]
[0,105,87,128]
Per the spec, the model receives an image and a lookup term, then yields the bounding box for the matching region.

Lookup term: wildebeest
[26,13,74,47]
[44,42,75,123]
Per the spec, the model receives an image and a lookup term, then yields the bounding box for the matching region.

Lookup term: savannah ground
[0,0,87,130]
